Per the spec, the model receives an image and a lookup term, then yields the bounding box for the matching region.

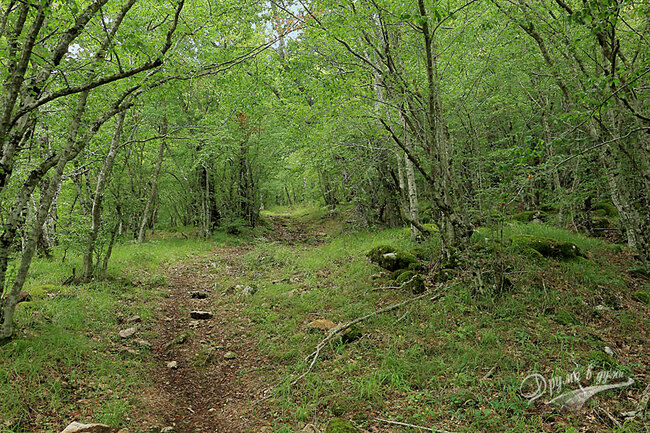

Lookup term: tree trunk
[82,109,126,280]
[138,116,167,243]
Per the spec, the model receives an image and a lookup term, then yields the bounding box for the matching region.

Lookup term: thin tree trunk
[82,109,126,280]
[138,116,167,242]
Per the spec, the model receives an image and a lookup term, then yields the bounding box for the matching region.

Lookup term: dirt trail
[146,215,324,432]
[147,245,272,433]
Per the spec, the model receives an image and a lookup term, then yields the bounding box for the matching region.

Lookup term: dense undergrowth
[0,205,648,432]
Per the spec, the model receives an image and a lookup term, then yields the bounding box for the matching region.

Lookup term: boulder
[512,234,582,259]
[325,418,360,433]
[60,422,118,433]
[367,245,416,272]
[118,327,136,339]
[190,311,213,320]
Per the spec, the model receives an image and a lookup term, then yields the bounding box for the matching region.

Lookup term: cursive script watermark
[520,364,634,410]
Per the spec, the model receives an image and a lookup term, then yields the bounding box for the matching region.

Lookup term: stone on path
[60,422,118,433]
[118,327,136,339]
[190,311,213,320]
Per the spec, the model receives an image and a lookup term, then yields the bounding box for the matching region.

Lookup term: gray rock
[241,285,257,296]
[60,422,118,433]
[118,327,136,338]
[166,361,178,369]
[224,351,237,360]
[190,311,213,320]
[127,315,142,323]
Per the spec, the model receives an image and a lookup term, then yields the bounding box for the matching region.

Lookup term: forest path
[145,212,327,432]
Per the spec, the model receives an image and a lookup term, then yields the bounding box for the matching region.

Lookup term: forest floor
[1,206,649,433]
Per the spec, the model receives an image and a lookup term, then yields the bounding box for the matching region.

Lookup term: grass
[0,230,243,432]
[238,207,648,432]
[1,207,648,432]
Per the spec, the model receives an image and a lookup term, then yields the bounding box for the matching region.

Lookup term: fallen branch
[375,417,455,433]
[371,275,417,291]
[290,289,444,386]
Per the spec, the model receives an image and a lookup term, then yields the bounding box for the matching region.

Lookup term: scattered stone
[166,361,178,369]
[190,311,213,320]
[190,291,208,299]
[241,285,258,296]
[604,346,615,357]
[127,315,141,323]
[224,351,237,360]
[164,317,173,322]
[118,327,136,339]
[60,422,118,433]
[133,338,152,348]
[307,319,337,331]
[324,418,360,433]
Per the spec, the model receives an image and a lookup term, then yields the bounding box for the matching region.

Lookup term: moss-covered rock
[325,418,360,433]
[408,262,424,272]
[367,245,417,272]
[554,310,580,326]
[593,201,618,217]
[633,290,650,305]
[512,234,582,259]
[395,271,415,284]
[433,268,454,283]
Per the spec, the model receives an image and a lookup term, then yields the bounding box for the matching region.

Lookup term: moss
[411,246,431,260]
[593,201,618,217]
[633,290,650,305]
[325,418,360,433]
[367,245,417,272]
[408,262,424,272]
[396,271,415,284]
[512,234,582,259]
[554,310,580,326]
